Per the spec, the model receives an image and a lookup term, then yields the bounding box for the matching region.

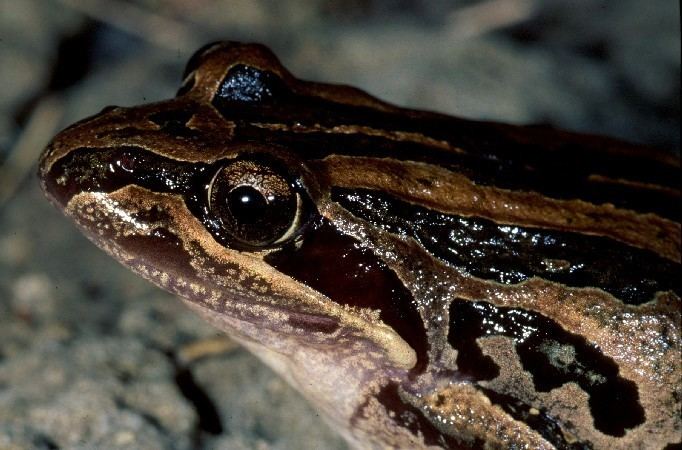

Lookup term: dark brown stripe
[46,147,429,371]
[318,156,679,261]
[44,146,308,253]
[43,146,211,207]
[237,124,679,220]
[234,122,679,220]
[212,64,679,219]
[47,147,680,305]
[332,188,680,304]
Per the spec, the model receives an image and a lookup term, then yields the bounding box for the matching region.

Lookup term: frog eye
[208,158,305,248]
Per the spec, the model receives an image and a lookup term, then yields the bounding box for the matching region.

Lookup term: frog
[38,41,681,449]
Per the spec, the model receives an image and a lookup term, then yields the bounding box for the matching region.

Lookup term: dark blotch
[286,312,340,334]
[333,188,679,304]
[447,308,501,380]
[120,227,191,271]
[47,23,97,92]
[166,350,224,440]
[17,24,97,128]
[265,221,429,374]
[448,299,645,436]
[32,435,60,450]
[174,367,223,435]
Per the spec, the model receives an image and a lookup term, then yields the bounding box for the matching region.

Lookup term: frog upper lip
[37,141,61,206]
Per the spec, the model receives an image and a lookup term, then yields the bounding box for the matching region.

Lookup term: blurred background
[0,1,679,449]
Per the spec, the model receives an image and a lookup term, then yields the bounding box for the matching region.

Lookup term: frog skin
[38,42,680,449]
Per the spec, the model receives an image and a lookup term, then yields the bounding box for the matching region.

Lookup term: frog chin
[179,295,401,438]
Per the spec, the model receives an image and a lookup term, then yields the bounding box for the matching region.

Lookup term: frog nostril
[148,109,199,137]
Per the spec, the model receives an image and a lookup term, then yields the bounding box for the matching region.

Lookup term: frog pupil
[227,185,268,224]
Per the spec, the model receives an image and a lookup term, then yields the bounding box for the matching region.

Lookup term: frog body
[39,42,681,449]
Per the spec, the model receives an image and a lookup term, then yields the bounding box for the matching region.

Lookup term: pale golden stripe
[250,122,464,153]
[315,155,680,262]
[587,174,680,196]
[250,123,677,196]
